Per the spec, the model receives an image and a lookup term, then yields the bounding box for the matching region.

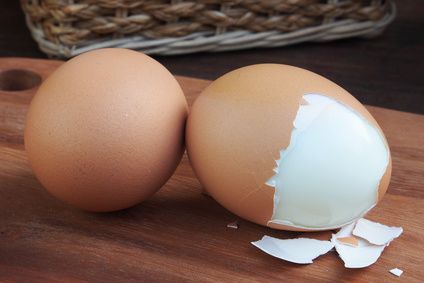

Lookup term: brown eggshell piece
[25,48,188,211]
[186,64,391,231]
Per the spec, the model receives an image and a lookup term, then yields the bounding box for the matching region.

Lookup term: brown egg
[186,64,391,231]
[25,48,188,212]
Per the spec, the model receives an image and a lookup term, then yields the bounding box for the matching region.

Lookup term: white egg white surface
[266,94,389,229]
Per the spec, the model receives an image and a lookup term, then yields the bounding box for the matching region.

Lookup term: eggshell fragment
[252,236,334,264]
[389,268,403,277]
[227,221,239,229]
[254,218,403,268]
[331,222,386,268]
[352,218,403,245]
[336,236,359,247]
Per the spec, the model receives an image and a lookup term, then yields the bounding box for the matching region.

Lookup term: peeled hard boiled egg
[186,64,391,231]
[25,48,188,212]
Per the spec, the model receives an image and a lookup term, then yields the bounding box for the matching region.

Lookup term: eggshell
[186,64,391,231]
[25,48,188,211]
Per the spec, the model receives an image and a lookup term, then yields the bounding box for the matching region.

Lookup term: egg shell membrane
[187,64,391,231]
[25,48,188,211]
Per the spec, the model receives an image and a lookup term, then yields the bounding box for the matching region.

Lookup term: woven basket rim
[21,0,396,58]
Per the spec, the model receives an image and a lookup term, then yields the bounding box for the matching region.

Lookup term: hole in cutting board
[0,69,42,91]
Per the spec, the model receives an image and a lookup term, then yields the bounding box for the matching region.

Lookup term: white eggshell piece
[251,236,334,264]
[352,218,403,246]
[332,221,386,268]
[227,222,239,229]
[389,268,404,277]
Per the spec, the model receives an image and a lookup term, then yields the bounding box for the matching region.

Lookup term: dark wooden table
[0,1,423,114]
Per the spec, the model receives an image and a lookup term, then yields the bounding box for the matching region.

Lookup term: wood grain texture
[0,58,423,282]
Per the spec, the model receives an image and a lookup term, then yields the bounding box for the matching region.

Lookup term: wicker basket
[20,0,396,58]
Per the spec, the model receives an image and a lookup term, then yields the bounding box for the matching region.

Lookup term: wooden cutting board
[0,58,423,282]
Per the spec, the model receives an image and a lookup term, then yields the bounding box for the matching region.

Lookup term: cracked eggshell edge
[186,64,392,231]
